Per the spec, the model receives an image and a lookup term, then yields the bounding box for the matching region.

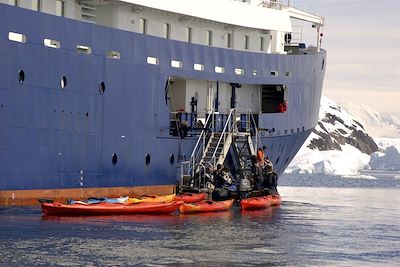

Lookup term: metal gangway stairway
[179,109,259,192]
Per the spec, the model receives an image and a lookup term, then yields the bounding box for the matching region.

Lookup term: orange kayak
[127,194,176,204]
[41,201,183,216]
[174,193,207,203]
[270,194,281,206]
[179,199,234,214]
[240,196,272,210]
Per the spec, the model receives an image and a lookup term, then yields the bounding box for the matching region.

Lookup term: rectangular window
[215,66,225,74]
[235,68,244,75]
[107,51,121,59]
[171,60,183,68]
[8,32,26,43]
[260,36,265,51]
[139,18,147,34]
[44,38,61,49]
[76,45,91,54]
[244,35,249,50]
[147,56,159,65]
[56,0,65,17]
[163,23,170,39]
[194,63,205,71]
[185,27,192,43]
[226,33,232,48]
[206,30,213,46]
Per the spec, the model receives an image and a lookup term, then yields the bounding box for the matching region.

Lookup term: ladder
[232,133,255,181]
[179,109,258,192]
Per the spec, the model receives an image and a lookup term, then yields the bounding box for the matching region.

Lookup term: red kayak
[41,201,184,216]
[240,196,272,210]
[174,193,207,203]
[270,194,281,206]
[179,199,234,214]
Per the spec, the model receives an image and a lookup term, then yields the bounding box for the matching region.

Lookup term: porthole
[145,154,151,166]
[112,153,118,165]
[60,76,67,89]
[99,81,105,95]
[169,154,175,165]
[18,70,25,84]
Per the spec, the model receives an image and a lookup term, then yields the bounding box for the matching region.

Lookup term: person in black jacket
[262,164,279,195]
[250,155,264,190]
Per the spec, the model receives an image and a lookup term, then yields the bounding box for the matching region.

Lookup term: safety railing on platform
[179,108,260,192]
[208,108,237,167]
[180,161,209,192]
[259,0,292,10]
[187,112,213,177]
[249,111,260,151]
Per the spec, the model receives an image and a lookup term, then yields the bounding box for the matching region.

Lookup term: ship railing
[208,108,237,167]
[180,160,191,190]
[238,109,259,155]
[188,112,214,177]
[258,0,290,10]
[250,111,260,151]
[169,111,199,137]
[179,161,208,192]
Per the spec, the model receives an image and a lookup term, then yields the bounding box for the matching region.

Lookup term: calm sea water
[0,174,399,266]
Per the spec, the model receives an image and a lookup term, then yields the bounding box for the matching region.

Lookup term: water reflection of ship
[41,214,184,226]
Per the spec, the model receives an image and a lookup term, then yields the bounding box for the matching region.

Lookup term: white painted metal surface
[120,0,292,32]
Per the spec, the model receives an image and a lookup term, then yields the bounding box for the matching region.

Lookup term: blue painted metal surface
[0,4,325,191]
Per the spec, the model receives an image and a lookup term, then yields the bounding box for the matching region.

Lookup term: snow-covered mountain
[343,103,400,171]
[343,102,400,138]
[285,96,400,175]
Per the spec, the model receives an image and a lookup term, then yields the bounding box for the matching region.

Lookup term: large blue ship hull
[0,4,325,205]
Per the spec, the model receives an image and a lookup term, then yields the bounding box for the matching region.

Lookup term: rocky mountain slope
[285,96,400,175]
[307,98,378,154]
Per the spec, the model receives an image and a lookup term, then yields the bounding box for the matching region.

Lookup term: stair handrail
[188,112,213,177]
[249,110,260,151]
[209,108,237,166]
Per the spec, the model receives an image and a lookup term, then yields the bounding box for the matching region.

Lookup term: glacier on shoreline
[284,96,400,175]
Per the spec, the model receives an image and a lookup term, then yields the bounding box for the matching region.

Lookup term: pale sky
[293,0,400,118]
